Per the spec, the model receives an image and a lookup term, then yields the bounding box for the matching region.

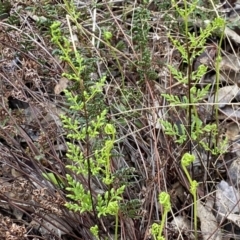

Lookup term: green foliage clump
[160,0,226,155]
[50,4,125,238]
[132,5,157,81]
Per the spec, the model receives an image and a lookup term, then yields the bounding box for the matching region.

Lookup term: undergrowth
[53,0,226,239]
[0,0,234,239]
[161,5,226,154]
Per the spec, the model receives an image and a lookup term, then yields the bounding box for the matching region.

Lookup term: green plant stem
[214,27,225,140]
[181,165,191,185]
[182,164,198,239]
[158,208,168,239]
[193,106,199,136]
[115,212,119,240]
[193,189,197,239]
[183,0,192,154]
